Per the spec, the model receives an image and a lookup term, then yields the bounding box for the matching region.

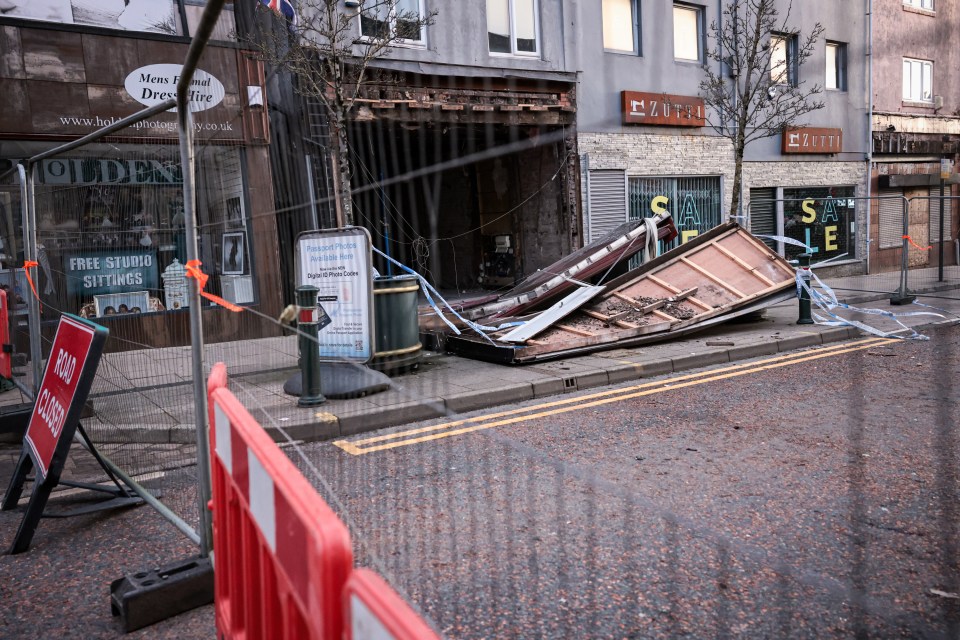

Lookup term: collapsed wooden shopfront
[345,69,580,292]
[0,25,282,349]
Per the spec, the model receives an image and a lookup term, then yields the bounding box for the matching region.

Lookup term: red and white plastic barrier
[344,569,440,640]
[208,363,439,640]
[0,289,11,381]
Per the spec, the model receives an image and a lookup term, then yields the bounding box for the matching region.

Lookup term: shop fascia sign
[124,64,225,113]
[37,158,182,185]
[621,91,705,127]
[782,127,843,154]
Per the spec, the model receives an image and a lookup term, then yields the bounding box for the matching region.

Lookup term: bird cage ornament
[162,258,189,310]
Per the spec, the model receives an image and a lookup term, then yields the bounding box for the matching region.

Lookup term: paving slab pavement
[0,279,958,449]
[62,291,953,446]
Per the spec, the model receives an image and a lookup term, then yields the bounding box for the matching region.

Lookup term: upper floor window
[487,0,539,56]
[826,41,847,91]
[603,0,640,54]
[903,0,934,9]
[903,58,933,102]
[673,3,703,62]
[360,0,426,45]
[770,33,798,86]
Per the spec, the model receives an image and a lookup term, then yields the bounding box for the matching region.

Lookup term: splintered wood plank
[612,291,645,306]
[583,309,626,323]
[648,266,733,307]
[513,319,674,358]
[555,324,596,337]
[581,309,644,330]
[679,256,747,298]
[647,275,681,294]
[581,309,641,329]
[608,292,679,318]
[645,276,712,310]
[713,241,777,286]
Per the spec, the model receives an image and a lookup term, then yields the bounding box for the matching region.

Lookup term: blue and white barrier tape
[796,269,943,340]
[754,234,814,252]
[373,248,508,346]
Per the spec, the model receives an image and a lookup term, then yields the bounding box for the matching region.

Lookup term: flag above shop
[260,0,296,24]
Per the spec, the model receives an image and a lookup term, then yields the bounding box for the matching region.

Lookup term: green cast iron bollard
[296,285,326,407]
[796,252,814,325]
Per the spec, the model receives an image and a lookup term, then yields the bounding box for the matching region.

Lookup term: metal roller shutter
[749,188,777,251]
[930,186,953,242]
[877,188,905,249]
[587,170,627,243]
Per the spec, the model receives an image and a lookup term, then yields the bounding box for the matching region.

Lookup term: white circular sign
[124,64,225,113]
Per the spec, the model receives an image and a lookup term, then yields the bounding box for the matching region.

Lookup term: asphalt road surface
[0,328,956,639]
[313,327,960,639]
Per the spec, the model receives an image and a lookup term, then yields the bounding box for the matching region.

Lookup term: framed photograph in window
[225,196,243,228]
[221,231,245,275]
[93,291,151,318]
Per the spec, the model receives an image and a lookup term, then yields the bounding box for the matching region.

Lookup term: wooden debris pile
[441,222,798,364]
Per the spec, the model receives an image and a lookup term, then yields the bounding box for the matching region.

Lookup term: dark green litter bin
[371,275,422,374]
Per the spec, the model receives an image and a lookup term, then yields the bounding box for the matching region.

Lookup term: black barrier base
[40,480,149,518]
[0,403,32,440]
[283,363,392,399]
[890,294,917,305]
[110,556,214,633]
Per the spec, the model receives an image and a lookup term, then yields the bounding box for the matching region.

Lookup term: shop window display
[1,143,255,320]
[782,186,856,262]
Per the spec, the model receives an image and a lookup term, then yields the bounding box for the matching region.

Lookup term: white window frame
[359,0,427,47]
[602,0,640,55]
[487,0,541,58]
[825,41,846,91]
[903,0,934,10]
[673,3,703,63]
[770,33,798,87]
[902,57,933,103]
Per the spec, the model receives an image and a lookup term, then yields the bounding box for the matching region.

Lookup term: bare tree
[251,1,434,226]
[700,0,825,218]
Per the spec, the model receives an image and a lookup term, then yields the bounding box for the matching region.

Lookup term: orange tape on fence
[208,363,354,639]
[22,260,39,301]
[902,235,932,251]
[185,260,244,312]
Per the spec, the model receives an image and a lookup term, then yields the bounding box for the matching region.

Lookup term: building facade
[273,0,581,292]
[0,1,282,347]
[870,0,958,273]
[577,1,870,275]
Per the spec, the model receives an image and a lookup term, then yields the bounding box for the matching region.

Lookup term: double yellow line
[333,337,897,456]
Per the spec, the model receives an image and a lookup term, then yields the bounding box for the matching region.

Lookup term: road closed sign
[24,315,107,480]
